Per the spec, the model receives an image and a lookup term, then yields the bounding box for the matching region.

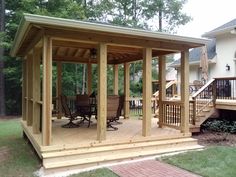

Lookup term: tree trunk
[158,10,162,32]
[0,0,5,116]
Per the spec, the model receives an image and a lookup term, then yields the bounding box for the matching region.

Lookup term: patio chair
[76,94,94,128]
[107,95,121,131]
[60,95,79,128]
[193,80,203,92]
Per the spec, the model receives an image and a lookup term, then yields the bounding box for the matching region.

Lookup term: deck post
[56,61,62,119]
[97,43,107,142]
[32,47,41,134]
[113,64,119,95]
[27,53,33,126]
[42,36,52,146]
[22,59,27,121]
[142,48,152,136]
[180,51,190,133]
[87,63,92,95]
[124,62,130,119]
[158,56,166,128]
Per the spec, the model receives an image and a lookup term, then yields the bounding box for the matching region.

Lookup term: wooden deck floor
[22,117,186,150]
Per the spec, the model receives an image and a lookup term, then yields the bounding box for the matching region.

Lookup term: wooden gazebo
[11,14,208,171]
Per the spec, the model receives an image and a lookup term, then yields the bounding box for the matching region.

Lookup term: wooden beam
[46,29,190,51]
[180,51,189,134]
[42,36,52,146]
[97,43,107,142]
[142,48,152,136]
[56,61,62,119]
[87,63,92,95]
[124,62,130,119]
[21,29,44,56]
[27,53,33,126]
[113,64,119,95]
[22,60,27,121]
[32,47,41,134]
[158,56,166,128]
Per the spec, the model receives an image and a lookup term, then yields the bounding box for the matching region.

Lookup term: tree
[142,0,191,32]
[0,0,5,116]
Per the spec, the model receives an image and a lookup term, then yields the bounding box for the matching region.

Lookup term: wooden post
[142,48,152,136]
[180,51,190,133]
[56,61,62,119]
[32,47,41,134]
[42,36,52,146]
[27,53,33,126]
[87,63,92,95]
[158,56,166,128]
[97,43,107,142]
[124,62,130,119]
[22,60,27,121]
[113,64,119,95]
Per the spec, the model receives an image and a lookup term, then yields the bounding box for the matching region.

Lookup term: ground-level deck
[22,117,202,174]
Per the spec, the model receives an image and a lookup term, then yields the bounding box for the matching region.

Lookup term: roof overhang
[11,14,209,64]
[202,26,236,38]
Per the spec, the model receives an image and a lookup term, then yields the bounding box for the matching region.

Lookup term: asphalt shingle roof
[171,39,216,66]
[208,18,236,34]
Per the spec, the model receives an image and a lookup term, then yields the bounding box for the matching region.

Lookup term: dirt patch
[0,146,10,163]
[193,131,236,147]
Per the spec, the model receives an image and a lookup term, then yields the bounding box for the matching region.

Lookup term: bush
[201,119,236,134]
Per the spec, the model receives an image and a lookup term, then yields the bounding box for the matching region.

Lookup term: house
[10,13,207,173]
[172,18,236,83]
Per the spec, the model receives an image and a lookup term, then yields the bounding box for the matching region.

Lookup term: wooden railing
[162,101,182,129]
[129,97,157,117]
[153,80,177,98]
[191,79,215,125]
[215,77,236,100]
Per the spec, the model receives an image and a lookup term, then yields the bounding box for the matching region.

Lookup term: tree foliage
[2,0,191,115]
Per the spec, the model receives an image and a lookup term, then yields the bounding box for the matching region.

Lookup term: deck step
[43,142,203,169]
[42,137,201,170]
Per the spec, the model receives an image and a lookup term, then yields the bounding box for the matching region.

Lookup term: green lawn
[0,119,40,177]
[159,146,236,177]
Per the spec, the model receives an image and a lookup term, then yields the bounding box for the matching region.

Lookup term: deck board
[22,117,185,149]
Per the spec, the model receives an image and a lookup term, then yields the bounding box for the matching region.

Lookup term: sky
[177,0,236,38]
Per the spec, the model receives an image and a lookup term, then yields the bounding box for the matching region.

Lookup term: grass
[159,146,236,177]
[0,119,40,177]
[0,119,117,177]
[68,168,118,177]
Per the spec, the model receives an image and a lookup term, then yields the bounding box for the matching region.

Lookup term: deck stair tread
[42,137,197,158]
[43,144,204,169]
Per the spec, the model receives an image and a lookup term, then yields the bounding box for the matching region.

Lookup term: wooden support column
[22,60,27,121]
[158,56,166,128]
[32,47,41,134]
[97,43,107,142]
[124,62,130,119]
[42,36,52,146]
[113,64,119,95]
[180,51,190,134]
[56,61,62,119]
[87,63,92,95]
[27,53,33,126]
[142,48,152,136]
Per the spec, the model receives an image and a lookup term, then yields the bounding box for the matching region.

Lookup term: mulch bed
[193,131,236,147]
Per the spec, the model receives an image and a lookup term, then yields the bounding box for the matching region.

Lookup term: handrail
[153,80,177,97]
[214,77,236,80]
[192,79,215,98]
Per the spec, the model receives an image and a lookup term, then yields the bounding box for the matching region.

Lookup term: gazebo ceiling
[11,13,209,64]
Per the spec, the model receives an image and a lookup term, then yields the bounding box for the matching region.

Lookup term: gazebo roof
[11,14,209,64]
